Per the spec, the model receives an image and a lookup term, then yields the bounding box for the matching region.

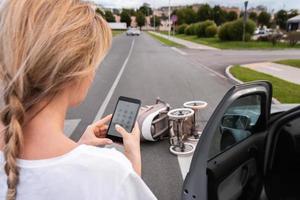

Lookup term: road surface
[65,32,300,200]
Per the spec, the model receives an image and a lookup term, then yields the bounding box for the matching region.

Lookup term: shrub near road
[219,19,256,41]
[197,20,216,37]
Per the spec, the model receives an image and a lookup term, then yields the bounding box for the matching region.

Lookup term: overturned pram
[137,98,207,156]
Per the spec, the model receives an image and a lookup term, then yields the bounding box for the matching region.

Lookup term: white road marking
[171,47,187,55]
[64,119,81,137]
[178,155,193,179]
[198,63,228,80]
[93,38,135,122]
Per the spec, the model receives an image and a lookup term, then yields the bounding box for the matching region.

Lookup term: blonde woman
[0,0,156,200]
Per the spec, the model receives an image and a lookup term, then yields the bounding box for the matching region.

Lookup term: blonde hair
[0,0,112,199]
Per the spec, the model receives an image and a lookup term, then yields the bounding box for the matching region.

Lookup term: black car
[183,81,300,200]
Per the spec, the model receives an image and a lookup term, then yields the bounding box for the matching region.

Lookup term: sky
[92,0,300,11]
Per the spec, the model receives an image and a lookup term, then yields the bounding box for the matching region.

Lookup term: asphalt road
[0,31,298,199]
[66,32,300,200]
[67,33,232,200]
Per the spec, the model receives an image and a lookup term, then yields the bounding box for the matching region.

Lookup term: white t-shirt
[0,145,157,200]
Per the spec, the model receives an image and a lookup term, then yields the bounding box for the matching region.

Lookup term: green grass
[147,32,184,48]
[112,30,124,37]
[159,32,300,49]
[275,59,300,69]
[230,65,300,103]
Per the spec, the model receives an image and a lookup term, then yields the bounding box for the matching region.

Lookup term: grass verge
[275,59,300,69]
[230,65,300,103]
[112,30,124,37]
[148,32,184,48]
[159,32,300,49]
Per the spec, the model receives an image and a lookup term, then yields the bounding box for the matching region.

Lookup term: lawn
[159,32,300,50]
[230,65,300,103]
[275,59,300,69]
[112,30,124,37]
[148,32,184,48]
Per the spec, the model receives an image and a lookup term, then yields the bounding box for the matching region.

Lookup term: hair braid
[0,0,112,199]
[1,86,25,200]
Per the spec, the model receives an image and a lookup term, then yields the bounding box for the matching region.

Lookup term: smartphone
[107,96,141,143]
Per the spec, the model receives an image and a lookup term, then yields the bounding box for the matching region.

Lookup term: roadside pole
[168,0,171,39]
[243,1,248,42]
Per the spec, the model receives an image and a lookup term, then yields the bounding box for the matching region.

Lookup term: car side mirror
[221,114,251,130]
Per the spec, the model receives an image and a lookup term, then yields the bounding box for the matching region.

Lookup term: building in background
[287,15,300,31]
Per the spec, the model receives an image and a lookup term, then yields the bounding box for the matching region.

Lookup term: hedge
[219,19,256,41]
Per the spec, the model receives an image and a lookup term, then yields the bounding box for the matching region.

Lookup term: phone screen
[107,97,141,141]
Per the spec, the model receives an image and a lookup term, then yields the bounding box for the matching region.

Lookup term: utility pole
[168,0,171,39]
[243,1,248,42]
[153,1,156,31]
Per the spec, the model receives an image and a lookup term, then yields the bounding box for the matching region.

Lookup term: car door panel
[216,158,257,200]
[207,133,266,200]
[182,81,272,200]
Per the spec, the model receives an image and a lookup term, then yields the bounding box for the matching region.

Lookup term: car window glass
[209,95,262,159]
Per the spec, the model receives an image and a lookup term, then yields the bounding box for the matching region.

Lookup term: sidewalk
[149,31,219,50]
[242,62,300,85]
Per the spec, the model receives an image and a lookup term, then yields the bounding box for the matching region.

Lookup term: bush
[218,22,232,41]
[197,20,215,37]
[177,24,188,34]
[218,19,256,41]
[184,23,199,35]
[287,31,300,46]
[205,25,218,37]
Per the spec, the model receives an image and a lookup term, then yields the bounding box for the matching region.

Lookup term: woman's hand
[115,123,141,176]
[78,115,113,146]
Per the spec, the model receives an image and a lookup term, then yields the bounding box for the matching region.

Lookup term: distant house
[287,15,300,32]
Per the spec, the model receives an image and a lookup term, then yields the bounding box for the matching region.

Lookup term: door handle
[240,165,249,187]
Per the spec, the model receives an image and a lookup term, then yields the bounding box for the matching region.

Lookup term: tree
[213,5,227,26]
[95,8,104,16]
[136,12,146,30]
[183,7,198,24]
[258,11,271,26]
[138,3,152,16]
[104,10,115,22]
[226,11,238,21]
[161,13,168,21]
[112,9,120,16]
[173,7,197,25]
[288,9,299,19]
[249,12,258,22]
[275,10,288,30]
[197,4,213,21]
[123,9,136,16]
[150,15,161,28]
[120,10,131,27]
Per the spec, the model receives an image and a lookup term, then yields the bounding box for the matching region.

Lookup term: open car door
[182,81,272,200]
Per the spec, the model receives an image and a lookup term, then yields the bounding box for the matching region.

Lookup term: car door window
[209,95,262,158]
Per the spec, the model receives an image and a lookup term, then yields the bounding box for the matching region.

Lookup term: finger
[132,122,140,133]
[115,124,129,138]
[94,114,112,127]
[91,138,113,146]
[100,125,109,131]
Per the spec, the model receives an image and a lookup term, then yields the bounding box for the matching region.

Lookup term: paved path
[149,31,219,50]
[242,62,300,85]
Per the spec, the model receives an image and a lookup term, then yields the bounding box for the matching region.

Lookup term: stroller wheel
[187,131,202,142]
[169,142,195,156]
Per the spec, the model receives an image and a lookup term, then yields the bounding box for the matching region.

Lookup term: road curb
[225,65,281,104]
